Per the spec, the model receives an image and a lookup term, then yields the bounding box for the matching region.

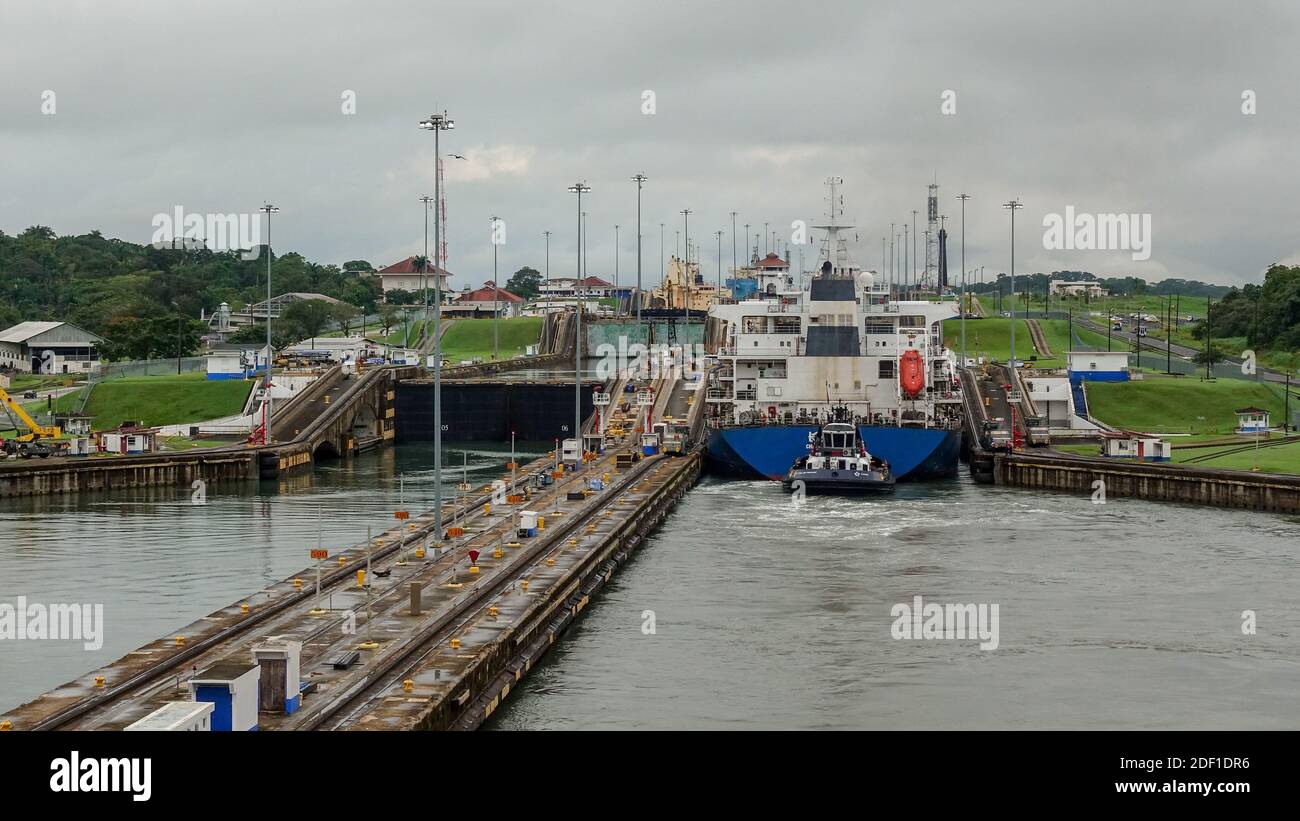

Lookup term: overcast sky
[2,0,1298,290]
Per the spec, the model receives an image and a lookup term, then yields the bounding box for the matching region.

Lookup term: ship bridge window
[742,316,767,333]
[879,360,896,378]
[865,320,894,334]
[773,316,800,334]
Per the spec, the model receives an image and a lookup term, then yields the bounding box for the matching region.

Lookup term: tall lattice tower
[925,182,940,291]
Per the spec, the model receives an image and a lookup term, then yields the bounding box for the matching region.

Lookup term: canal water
[3,446,1298,728]
[0,441,547,713]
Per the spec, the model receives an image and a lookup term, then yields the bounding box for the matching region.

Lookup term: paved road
[1076,316,1296,384]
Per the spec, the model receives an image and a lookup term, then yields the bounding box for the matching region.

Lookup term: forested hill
[1,227,379,358]
[0,225,381,341]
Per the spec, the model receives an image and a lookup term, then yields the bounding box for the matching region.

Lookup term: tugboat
[782,409,895,494]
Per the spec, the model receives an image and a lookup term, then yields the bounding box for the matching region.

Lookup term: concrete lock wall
[996,453,1300,514]
[394,382,600,442]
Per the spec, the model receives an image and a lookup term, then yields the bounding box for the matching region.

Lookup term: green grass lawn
[1084,376,1292,435]
[39,371,254,431]
[945,317,1109,367]
[440,317,543,363]
[1054,435,1300,474]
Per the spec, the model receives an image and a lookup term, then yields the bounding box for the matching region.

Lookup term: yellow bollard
[489,605,498,618]
[604,472,609,483]
[484,502,492,515]
[175,636,185,647]
[546,557,556,567]
[569,538,578,546]
[293,578,303,589]
[469,565,480,575]
[94,676,106,688]
[538,516,545,531]
[356,570,366,588]
[403,679,415,692]
[240,603,250,614]
[521,580,529,592]
[338,556,348,566]
[494,546,503,559]
[415,547,426,559]
[0,720,11,731]
[450,637,461,650]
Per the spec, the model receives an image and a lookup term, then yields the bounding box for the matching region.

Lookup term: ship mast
[812,176,857,278]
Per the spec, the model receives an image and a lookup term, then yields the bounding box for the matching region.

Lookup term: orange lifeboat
[899,349,924,397]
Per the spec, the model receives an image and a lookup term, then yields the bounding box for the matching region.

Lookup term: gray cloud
[2,0,1297,289]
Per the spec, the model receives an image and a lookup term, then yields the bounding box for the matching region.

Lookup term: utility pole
[258,203,278,444]
[567,182,591,448]
[730,211,738,293]
[632,175,647,325]
[1003,200,1024,368]
[490,215,501,361]
[419,110,454,541]
[614,224,620,317]
[682,209,692,330]
[956,194,971,367]
[715,229,723,291]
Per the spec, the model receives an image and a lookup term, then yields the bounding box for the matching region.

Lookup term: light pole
[1003,199,1024,368]
[543,230,551,280]
[173,301,183,375]
[744,222,751,264]
[614,224,620,317]
[715,229,723,291]
[419,195,434,347]
[419,110,454,540]
[912,209,919,296]
[659,222,664,288]
[632,174,647,326]
[568,182,591,449]
[681,209,692,329]
[730,211,737,292]
[258,203,278,444]
[903,223,910,299]
[956,193,971,367]
[490,215,501,361]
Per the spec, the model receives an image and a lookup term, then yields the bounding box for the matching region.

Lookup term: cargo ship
[704,177,964,481]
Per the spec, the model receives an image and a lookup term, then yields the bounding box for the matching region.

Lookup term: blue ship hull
[707,425,960,481]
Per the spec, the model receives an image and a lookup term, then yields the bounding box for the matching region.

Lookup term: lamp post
[632,175,647,326]
[173,301,183,375]
[911,209,919,296]
[419,110,454,540]
[419,195,434,349]
[614,224,620,317]
[490,215,501,361]
[568,182,591,449]
[729,211,737,293]
[1003,199,1024,368]
[956,194,971,367]
[543,230,551,280]
[258,203,278,444]
[903,223,909,299]
[681,209,692,329]
[715,229,723,291]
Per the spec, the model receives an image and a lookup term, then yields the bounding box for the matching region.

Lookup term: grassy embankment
[1055,376,1300,474]
[943,317,1109,367]
[2,371,254,436]
[440,316,544,363]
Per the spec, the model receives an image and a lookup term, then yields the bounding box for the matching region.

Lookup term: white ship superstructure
[706,178,964,430]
